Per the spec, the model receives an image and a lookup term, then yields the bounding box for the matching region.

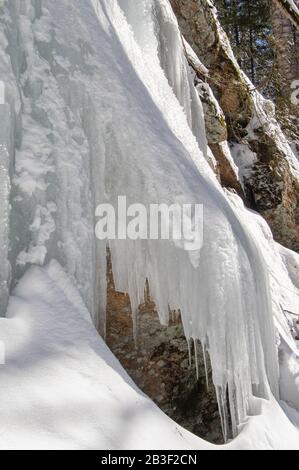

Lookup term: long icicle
[194,338,199,381]
[202,341,209,391]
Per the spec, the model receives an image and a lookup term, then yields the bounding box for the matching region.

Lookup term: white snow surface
[0,261,298,450]
[0,0,298,449]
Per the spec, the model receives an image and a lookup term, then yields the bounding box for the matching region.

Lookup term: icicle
[227,380,238,438]
[187,338,192,368]
[216,386,229,444]
[202,341,209,391]
[194,338,199,381]
[128,257,142,346]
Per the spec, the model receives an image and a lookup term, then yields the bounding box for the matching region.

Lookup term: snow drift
[0,0,298,448]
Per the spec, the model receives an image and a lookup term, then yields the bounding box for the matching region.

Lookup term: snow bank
[0,262,298,450]
[0,261,207,450]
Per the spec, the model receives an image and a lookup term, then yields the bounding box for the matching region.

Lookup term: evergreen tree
[214,0,274,96]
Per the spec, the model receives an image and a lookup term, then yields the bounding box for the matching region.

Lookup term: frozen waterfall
[0,0,287,438]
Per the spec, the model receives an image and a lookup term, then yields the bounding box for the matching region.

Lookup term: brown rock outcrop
[170,0,299,252]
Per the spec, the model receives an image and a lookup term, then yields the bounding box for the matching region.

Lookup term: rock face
[182,38,244,196]
[208,141,242,196]
[273,0,299,32]
[196,81,227,145]
[169,0,299,253]
[106,259,223,444]
[169,0,252,133]
[194,79,244,197]
[271,1,299,101]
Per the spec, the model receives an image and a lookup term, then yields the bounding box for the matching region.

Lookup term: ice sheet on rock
[226,191,299,356]
[244,75,299,181]
[279,338,299,412]
[117,0,208,159]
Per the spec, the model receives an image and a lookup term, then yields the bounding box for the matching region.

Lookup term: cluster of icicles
[98,0,279,441]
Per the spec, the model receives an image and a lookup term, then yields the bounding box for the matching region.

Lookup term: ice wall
[0,0,293,437]
[0,0,100,319]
